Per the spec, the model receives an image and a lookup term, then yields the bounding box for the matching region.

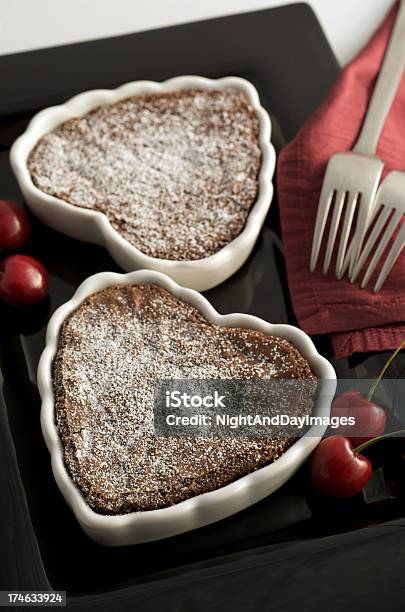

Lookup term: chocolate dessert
[53,284,315,515]
[28,88,262,261]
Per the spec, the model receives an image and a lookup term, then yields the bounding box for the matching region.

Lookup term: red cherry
[0,255,48,306]
[309,435,372,498]
[331,389,386,447]
[0,200,31,250]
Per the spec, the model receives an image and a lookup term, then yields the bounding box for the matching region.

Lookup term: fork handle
[354,0,405,155]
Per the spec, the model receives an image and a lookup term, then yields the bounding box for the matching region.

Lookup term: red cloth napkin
[277,1,405,359]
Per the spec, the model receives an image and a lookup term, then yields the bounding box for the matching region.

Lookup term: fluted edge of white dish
[10,76,276,291]
[38,269,336,546]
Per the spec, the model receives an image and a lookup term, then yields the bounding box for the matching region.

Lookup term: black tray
[2,4,405,610]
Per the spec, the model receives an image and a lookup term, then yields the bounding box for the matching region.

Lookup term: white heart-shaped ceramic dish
[38,270,336,546]
[10,76,276,292]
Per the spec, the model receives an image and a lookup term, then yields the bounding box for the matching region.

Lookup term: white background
[0,0,395,65]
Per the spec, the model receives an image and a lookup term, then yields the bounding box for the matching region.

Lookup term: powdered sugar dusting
[28,88,262,260]
[53,284,314,514]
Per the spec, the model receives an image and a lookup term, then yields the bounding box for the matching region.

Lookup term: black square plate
[1,4,405,609]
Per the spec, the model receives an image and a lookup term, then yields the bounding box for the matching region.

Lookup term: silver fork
[310,0,405,278]
[350,171,405,292]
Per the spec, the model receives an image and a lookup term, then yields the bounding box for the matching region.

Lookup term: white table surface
[0,0,394,65]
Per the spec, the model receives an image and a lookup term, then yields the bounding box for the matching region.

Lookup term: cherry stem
[354,429,405,454]
[367,337,405,402]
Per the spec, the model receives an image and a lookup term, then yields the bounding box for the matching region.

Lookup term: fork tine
[361,209,403,288]
[323,191,346,273]
[374,223,405,292]
[340,242,353,278]
[341,213,377,278]
[350,206,390,283]
[348,197,381,277]
[341,230,363,279]
[310,188,335,272]
[348,203,372,278]
[336,192,359,278]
